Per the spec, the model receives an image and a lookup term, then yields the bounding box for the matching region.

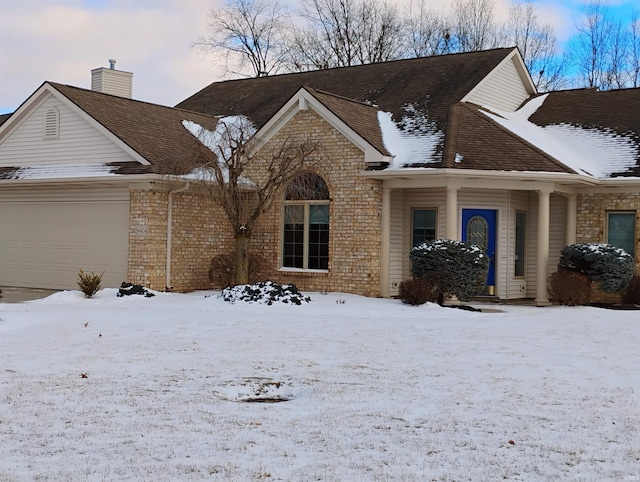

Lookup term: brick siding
[127,109,384,296]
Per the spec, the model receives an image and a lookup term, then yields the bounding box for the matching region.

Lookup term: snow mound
[221,281,311,305]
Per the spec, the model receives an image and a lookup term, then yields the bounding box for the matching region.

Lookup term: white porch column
[381,187,391,298]
[446,185,459,240]
[565,193,577,246]
[535,189,552,306]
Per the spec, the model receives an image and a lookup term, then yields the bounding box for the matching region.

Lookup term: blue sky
[0,0,638,114]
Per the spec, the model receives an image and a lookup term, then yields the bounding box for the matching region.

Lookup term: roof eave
[359,168,598,191]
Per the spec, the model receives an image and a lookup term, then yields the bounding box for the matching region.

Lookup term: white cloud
[0,0,227,113]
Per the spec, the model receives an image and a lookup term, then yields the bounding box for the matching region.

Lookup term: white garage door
[0,188,129,289]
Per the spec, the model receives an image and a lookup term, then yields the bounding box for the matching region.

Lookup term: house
[1,48,639,305]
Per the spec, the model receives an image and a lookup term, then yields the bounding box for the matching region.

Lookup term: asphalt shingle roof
[49,83,221,175]
[177,48,517,135]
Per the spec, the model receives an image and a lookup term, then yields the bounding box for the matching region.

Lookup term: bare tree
[628,10,640,87]
[193,0,287,77]
[503,0,567,91]
[569,0,618,89]
[450,0,500,52]
[185,116,321,284]
[284,0,404,71]
[403,0,453,57]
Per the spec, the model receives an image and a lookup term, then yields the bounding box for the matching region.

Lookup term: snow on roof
[181,116,257,186]
[483,94,639,179]
[182,115,256,158]
[6,163,118,180]
[377,107,444,169]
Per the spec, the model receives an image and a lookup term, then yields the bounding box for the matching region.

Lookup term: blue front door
[462,209,497,292]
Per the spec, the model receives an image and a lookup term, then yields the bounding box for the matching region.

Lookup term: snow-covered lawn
[1,290,639,481]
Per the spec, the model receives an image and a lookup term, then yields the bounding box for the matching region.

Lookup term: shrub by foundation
[77,269,103,298]
[399,278,437,305]
[548,271,591,306]
[622,276,640,305]
[208,253,267,287]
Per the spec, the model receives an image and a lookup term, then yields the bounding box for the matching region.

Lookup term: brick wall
[127,108,384,296]
[577,192,640,303]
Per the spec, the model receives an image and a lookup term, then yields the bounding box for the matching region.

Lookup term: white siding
[0,187,130,289]
[0,94,135,167]
[465,57,531,112]
[506,191,530,299]
[91,68,133,98]
[389,189,405,296]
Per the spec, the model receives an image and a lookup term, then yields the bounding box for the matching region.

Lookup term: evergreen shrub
[77,269,103,298]
[410,239,489,304]
[558,243,634,293]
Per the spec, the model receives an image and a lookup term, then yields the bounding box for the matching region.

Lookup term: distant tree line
[193,0,640,92]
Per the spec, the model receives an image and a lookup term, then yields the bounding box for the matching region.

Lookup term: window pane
[308,204,329,269]
[412,209,436,247]
[515,211,526,277]
[309,204,329,224]
[608,212,636,257]
[283,205,304,268]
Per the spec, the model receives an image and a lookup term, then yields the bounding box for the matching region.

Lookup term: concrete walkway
[0,287,59,303]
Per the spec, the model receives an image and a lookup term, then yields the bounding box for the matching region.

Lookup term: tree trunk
[234,231,251,285]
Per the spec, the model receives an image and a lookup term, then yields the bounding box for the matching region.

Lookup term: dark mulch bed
[589,302,640,310]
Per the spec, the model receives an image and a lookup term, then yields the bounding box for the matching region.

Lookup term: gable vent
[44,107,60,139]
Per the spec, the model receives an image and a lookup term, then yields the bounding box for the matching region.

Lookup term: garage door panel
[0,192,129,290]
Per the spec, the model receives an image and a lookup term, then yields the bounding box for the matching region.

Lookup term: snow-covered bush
[548,271,591,306]
[117,282,155,298]
[410,239,489,305]
[558,243,634,293]
[399,278,437,305]
[221,281,311,305]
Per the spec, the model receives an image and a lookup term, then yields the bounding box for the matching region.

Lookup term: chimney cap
[109,59,116,70]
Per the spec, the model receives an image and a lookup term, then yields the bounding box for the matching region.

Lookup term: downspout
[166,182,190,291]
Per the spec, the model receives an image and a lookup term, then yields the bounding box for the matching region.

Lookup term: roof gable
[254,87,391,165]
[0,82,224,177]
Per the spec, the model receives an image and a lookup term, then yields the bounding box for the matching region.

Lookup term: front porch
[367,169,594,305]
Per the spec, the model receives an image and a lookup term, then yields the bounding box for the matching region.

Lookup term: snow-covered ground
[1,290,639,481]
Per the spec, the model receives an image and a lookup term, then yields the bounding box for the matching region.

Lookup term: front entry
[462,209,497,295]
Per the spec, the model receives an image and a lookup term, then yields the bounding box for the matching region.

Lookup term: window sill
[279,267,329,276]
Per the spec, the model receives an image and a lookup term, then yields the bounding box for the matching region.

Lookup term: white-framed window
[282,173,330,270]
[515,211,527,277]
[607,211,636,257]
[411,208,437,247]
[43,107,60,139]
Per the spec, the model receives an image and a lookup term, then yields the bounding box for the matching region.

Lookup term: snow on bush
[221,281,311,305]
[558,243,634,293]
[410,239,489,304]
[117,282,155,298]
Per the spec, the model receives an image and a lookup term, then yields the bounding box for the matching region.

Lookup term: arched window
[282,173,330,270]
[44,107,60,139]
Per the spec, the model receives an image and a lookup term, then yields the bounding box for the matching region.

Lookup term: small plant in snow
[336,298,346,304]
[558,243,634,293]
[399,278,437,305]
[410,239,489,305]
[77,269,103,298]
